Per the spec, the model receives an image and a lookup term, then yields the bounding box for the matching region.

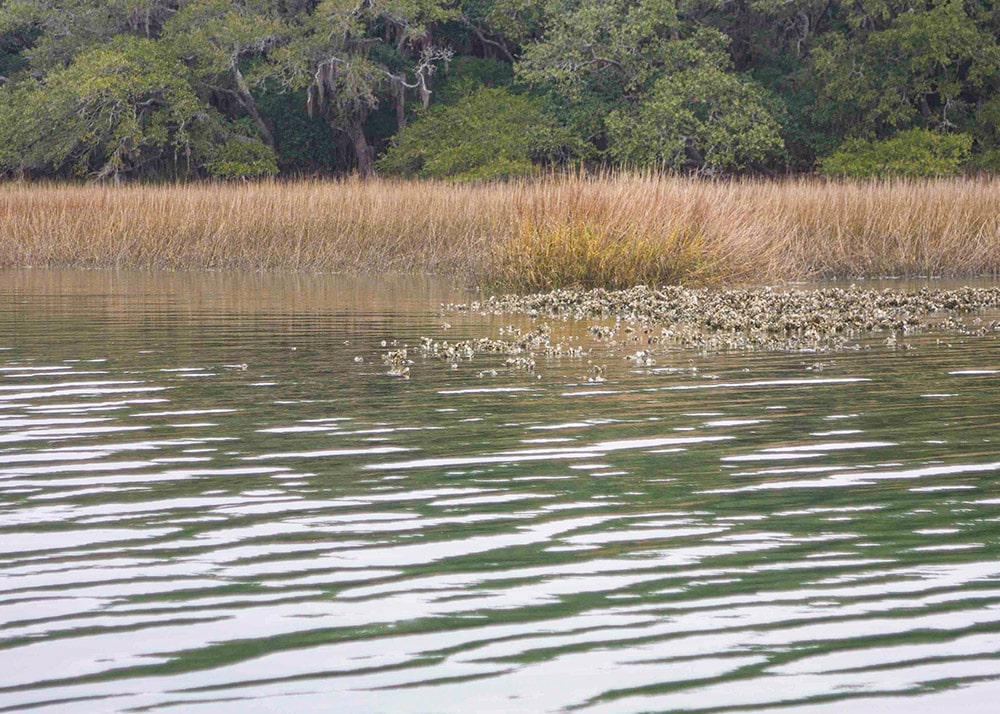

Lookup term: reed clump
[1,175,999,287]
[492,219,709,289]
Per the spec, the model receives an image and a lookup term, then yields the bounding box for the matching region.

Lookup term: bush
[433,57,514,105]
[377,87,582,180]
[969,97,1000,173]
[202,135,278,179]
[818,129,972,178]
[606,67,785,172]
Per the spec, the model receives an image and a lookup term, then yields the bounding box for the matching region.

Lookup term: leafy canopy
[607,62,785,171]
[377,86,583,179]
[0,35,276,179]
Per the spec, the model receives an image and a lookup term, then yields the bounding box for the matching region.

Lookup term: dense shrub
[818,129,972,178]
[607,67,785,172]
[377,87,582,180]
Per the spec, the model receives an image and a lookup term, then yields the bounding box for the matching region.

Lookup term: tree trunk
[919,94,932,119]
[394,84,406,133]
[232,62,276,149]
[345,122,375,178]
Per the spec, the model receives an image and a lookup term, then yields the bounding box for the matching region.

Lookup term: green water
[2,270,1000,713]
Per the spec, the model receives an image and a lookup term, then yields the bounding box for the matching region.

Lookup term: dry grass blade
[1,175,998,288]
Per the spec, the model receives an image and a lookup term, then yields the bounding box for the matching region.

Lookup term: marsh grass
[2,175,999,287]
[492,219,708,290]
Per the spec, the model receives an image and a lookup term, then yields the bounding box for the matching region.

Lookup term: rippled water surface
[3,270,1000,713]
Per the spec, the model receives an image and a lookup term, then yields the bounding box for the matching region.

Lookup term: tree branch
[231,56,276,148]
[460,16,515,62]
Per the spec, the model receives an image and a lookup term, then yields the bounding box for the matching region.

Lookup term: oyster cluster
[417,324,586,365]
[372,285,1000,381]
[382,348,411,378]
[446,285,1000,352]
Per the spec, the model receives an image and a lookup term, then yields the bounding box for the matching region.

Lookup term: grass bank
[2,176,1000,288]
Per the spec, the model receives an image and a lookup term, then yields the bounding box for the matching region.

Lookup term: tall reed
[2,175,999,287]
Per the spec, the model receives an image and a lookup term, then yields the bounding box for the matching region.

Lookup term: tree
[0,21,35,81]
[519,11,786,171]
[0,0,281,179]
[377,85,582,178]
[271,0,455,177]
[813,0,1000,139]
[607,61,785,171]
[0,35,275,179]
[4,0,1000,179]
[0,36,203,178]
[0,0,182,70]
[516,0,681,103]
[163,0,285,149]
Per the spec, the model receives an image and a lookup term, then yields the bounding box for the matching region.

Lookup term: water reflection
[1,271,1000,712]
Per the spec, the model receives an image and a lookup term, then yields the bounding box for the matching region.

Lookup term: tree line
[0,0,997,181]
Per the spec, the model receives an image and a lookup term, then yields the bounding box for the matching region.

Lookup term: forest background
[0,0,996,182]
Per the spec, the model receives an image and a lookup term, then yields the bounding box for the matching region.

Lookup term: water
[2,270,1000,713]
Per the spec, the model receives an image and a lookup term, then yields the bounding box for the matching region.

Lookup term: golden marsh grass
[1,175,999,288]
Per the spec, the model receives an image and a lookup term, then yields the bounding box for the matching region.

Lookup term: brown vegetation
[2,175,999,288]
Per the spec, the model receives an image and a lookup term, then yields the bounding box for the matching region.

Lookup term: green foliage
[818,129,972,178]
[606,51,785,171]
[269,0,458,175]
[459,0,545,47]
[516,7,787,170]
[433,57,514,104]
[813,0,1000,139]
[4,0,1000,179]
[0,37,206,178]
[0,35,279,180]
[256,86,342,172]
[377,86,582,179]
[747,54,831,170]
[0,26,34,76]
[517,0,683,100]
[2,0,181,70]
[0,81,37,170]
[201,135,278,179]
[163,0,283,80]
[967,97,1000,172]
